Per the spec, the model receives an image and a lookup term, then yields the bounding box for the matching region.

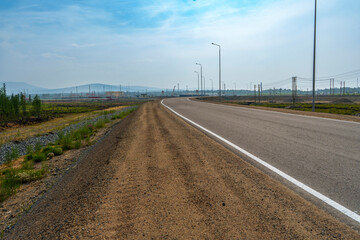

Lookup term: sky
[0,0,359,91]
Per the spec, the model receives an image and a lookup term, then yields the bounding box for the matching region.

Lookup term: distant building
[106,91,125,98]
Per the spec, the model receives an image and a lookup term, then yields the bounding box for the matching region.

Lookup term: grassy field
[0,101,139,145]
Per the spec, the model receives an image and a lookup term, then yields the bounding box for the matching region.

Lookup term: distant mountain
[1,82,48,95]
[1,82,162,95]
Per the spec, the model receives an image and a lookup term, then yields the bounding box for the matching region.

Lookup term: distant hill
[1,82,48,95]
[1,82,162,95]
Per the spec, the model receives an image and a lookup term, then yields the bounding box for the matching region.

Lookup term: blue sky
[0,0,359,90]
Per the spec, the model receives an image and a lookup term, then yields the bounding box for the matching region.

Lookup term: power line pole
[203,76,206,95]
[212,43,221,99]
[194,71,199,95]
[312,0,317,112]
[340,81,342,96]
[196,63,202,95]
[254,84,257,103]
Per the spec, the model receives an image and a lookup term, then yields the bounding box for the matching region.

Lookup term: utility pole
[254,85,257,103]
[212,43,221,99]
[194,71,199,95]
[178,83,179,95]
[258,84,261,103]
[203,76,206,95]
[340,81,342,96]
[312,0,317,112]
[292,77,298,104]
[196,63,203,95]
[343,81,345,95]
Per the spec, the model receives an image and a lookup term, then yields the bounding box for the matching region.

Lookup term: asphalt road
[162,97,360,222]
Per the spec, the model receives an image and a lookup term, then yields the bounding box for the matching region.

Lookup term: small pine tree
[32,95,42,118]
[20,92,27,117]
[10,94,20,118]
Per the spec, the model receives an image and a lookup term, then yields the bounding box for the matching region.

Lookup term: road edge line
[161,99,360,224]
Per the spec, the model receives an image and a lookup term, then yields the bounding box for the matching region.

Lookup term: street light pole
[194,71,199,95]
[212,43,221,99]
[312,0,317,112]
[196,63,203,95]
[203,76,206,95]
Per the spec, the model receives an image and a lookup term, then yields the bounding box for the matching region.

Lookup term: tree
[10,94,20,117]
[20,92,27,117]
[32,95,41,118]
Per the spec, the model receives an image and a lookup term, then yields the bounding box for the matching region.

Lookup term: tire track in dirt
[5,101,360,239]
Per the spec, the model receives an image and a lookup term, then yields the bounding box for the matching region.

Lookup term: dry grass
[0,106,127,145]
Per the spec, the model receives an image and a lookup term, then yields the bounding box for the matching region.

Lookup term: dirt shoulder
[5,101,359,239]
[193,98,360,123]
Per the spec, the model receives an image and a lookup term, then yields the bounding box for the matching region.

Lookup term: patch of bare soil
[195,98,360,123]
[4,101,359,239]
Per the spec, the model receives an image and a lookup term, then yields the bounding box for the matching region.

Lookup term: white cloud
[71,43,96,48]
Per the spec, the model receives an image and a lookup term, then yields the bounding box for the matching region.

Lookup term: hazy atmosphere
[0,0,359,90]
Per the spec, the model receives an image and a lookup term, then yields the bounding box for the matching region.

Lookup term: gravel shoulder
[5,101,359,239]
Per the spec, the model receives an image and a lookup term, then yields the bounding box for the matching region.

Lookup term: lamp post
[196,63,203,95]
[312,0,317,112]
[194,71,199,95]
[212,43,221,99]
[203,76,206,96]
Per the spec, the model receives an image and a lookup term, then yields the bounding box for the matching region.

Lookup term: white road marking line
[187,98,360,125]
[161,99,360,223]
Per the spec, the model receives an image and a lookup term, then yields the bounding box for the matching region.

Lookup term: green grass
[0,167,47,202]
[111,108,136,120]
[5,147,19,163]
[0,107,137,203]
[243,102,360,115]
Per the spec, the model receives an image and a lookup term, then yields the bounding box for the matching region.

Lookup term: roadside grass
[0,107,137,202]
[232,102,360,116]
[111,108,136,120]
[0,105,128,145]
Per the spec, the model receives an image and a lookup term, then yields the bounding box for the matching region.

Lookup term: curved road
[162,97,360,223]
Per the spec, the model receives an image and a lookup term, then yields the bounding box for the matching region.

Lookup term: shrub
[94,120,105,129]
[0,169,20,202]
[34,141,42,152]
[57,131,64,144]
[47,152,55,159]
[74,139,81,149]
[53,147,63,156]
[21,160,34,170]
[32,153,46,163]
[5,147,19,163]
[26,145,33,155]
[19,169,46,183]
[24,153,33,161]
[60,133,73,150]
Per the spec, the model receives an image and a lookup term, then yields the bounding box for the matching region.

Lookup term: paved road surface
[163,98,360,220]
